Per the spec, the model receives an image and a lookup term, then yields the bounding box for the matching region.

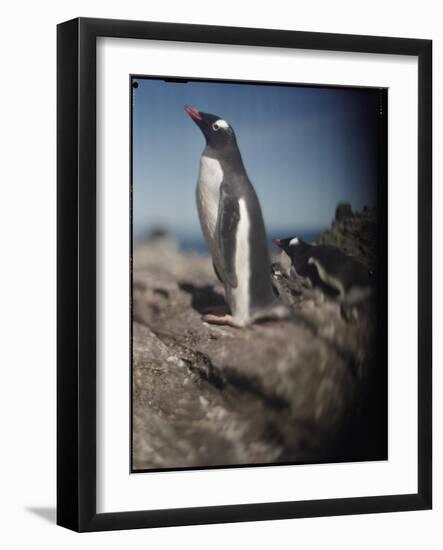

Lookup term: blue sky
[132,78,382,242]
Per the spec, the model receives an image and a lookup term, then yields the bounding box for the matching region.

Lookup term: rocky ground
[132,206,386,471]
[317,203,378,269]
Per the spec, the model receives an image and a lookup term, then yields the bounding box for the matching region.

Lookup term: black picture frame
[57,17,432,532]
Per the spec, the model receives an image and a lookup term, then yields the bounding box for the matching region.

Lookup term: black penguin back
[307,245,371,291]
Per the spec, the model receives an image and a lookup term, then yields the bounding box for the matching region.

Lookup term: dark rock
[335,202,353,221]
[318,206,377,270]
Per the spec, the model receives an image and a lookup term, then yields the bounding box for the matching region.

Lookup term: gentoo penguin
[273,236,372,304]
[185,105,287,327]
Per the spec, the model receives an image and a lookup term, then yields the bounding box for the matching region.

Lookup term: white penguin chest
[196,156,224,240]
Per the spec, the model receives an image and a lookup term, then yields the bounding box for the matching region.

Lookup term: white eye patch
[289,237,299,246]
[212,119,229,131]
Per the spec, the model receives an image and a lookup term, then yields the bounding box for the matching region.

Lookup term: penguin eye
[212,122,220,131]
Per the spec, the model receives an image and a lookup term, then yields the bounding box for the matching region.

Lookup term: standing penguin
[185,105,287,327]
[273,236,373,304]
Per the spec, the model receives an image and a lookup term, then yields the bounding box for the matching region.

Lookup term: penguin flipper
[217,189,239,288]
[307,256,344,297]
[212,261,223,283]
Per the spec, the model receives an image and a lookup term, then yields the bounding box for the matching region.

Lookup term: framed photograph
[57,17,432,531]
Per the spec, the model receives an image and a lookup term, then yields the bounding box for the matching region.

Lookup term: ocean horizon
[134,226,327,254]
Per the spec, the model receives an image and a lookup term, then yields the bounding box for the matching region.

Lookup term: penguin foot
[202,313,236,326]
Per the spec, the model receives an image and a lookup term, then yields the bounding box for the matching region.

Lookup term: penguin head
[273,237,310,258]
[185,106,237,148]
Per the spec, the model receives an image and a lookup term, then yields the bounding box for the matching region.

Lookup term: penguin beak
[273,239,282,248]
[185,105,204,121]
